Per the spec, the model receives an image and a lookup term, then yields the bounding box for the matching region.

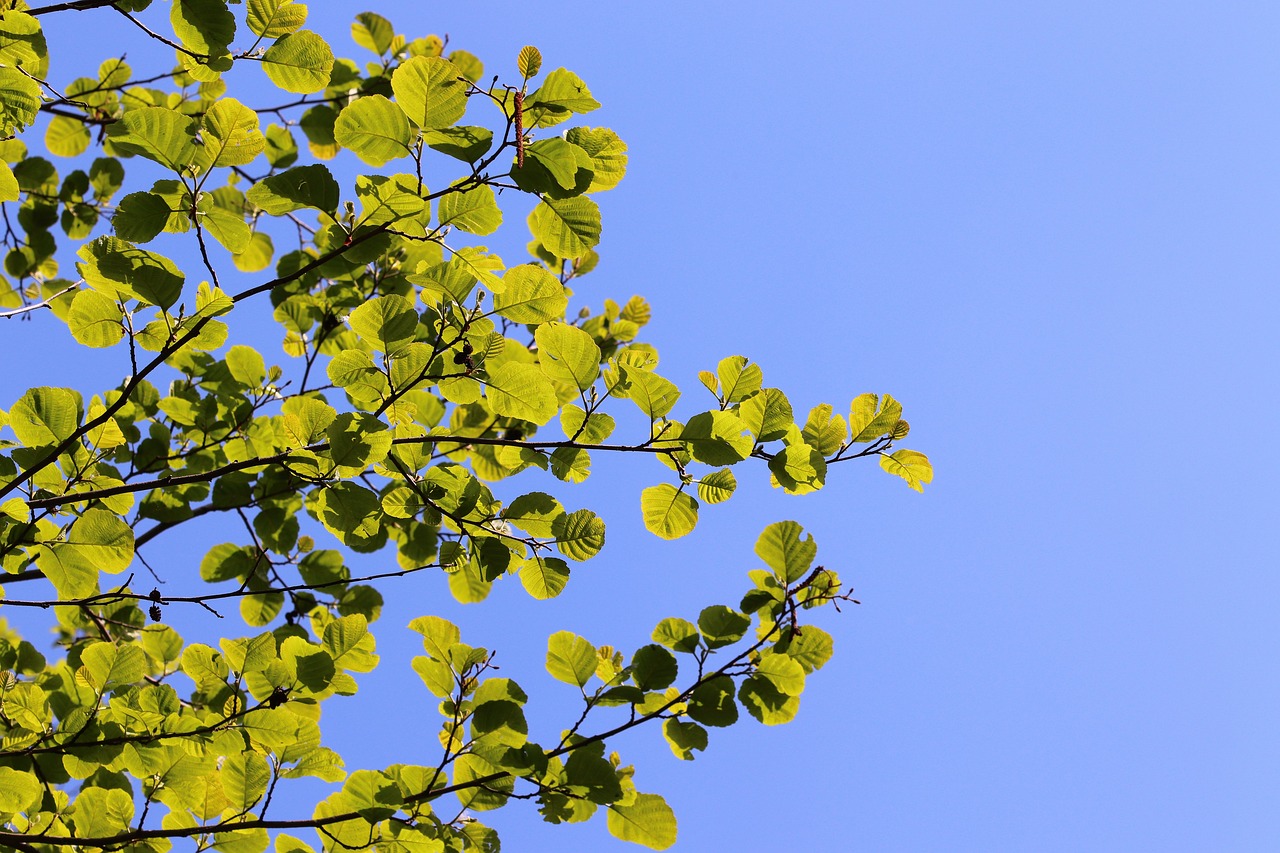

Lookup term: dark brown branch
[26,0,116,14]
[24,435,675,510]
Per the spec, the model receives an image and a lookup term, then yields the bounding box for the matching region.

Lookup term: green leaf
[528,196,601,259]
[77,235,185,306]
[422,125,493,162]
[437,183,502,235]
[879,449,933,492]
[484,362,557,425]
[0,767,41,818]
[202,98,265,167]
[850,393,903,442]
[390,56,468,129]
[328,350,388,405]
[0,68,39,136]
[67,290,123,348]
[768,442,827,495]
[247,0,308,38]
[681,411,754,466]
[282,396,337,445]
[663,719,707,761]
[783,625,834,673]
[314,482,382,540]
[552,508,605,562]
[494,264,567,324]
[526,68,601,129]
[712,356,758,404]
[347,294,417,353]
[549,446,591,483]
[503,492,564,537]
[226,344,267,386]
[516,137,590,191]
[739,387,793,442]
[620,365,681,419]
[334,96,412,166]
[182,643,229,692]
[222,752,269,812]
[246,164,339,215]
[264,122,298,167]
[326,412,391,476]
[71,787,134,838]
[81,640,146,692]
[261,30,334,94]
[697,605,750,649]
[351,11,393,55]
[355,173,426,229]
[565,126,627,192]
[171,0,236,55]
[0,160,17,202]
[234,231,275,272]
[756,652,806,696]
[9,386,81,446]
[695,469,736,504]
[639,484,698,540]
[324,614,378,672]
[0,11,48,78]
[546,630,595,688]
[113,192,171,243]
[536,321,600,390]
[608,793,677,850]
[802,403,847,455]
[738,674,800,725]
[519,555,571,599]
[408,615,459,660]
[104,107,200,173]
[652,617,700,653]
[200,198,252,253]
[687,674,739,727]
[45,115,90,158]
[631,644,677,691]
[754,521,817,585]
[517,45,542,79]
[561,405,615,443]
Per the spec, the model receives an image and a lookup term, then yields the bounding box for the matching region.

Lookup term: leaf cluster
[0,5,930,851]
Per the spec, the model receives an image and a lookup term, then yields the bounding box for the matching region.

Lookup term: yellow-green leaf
[202,98,265,167]
[535,321,600,391]
[607,793,677,850]
[247,0,308,39]
[879,449,933,492]
[334,95,412,166]
[640,484,698,540]
[390,55,468,129]
[261,30,334,94]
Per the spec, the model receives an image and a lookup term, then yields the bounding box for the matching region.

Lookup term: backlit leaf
[528,196,601,259]
[536,321,600,390]
[261,30,334,94]
[607,793,677,850]
[754,521,816,585]
[334,96,412,166]
[247,0,308,38]
[391,55,468,129]
[879,449,933,492]
[202,98,265,167]
[546,630,596,687]
[640,484,697,540]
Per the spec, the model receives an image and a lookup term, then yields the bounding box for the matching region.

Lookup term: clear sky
[3,2,1278,851]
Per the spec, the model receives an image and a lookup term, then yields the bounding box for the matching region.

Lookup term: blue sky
[3,2,1278,850]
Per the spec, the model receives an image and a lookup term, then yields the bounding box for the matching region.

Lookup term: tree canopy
[0,2,931,851]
